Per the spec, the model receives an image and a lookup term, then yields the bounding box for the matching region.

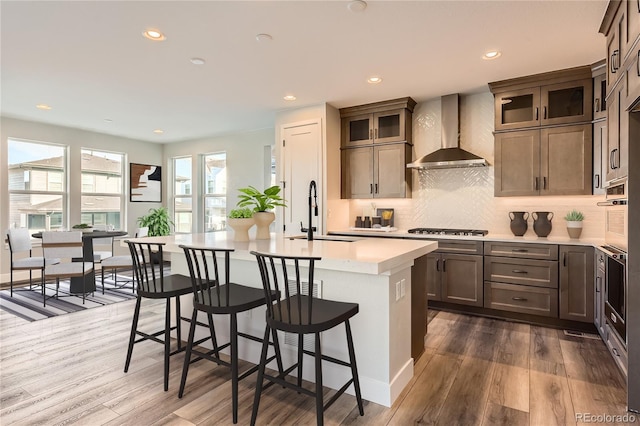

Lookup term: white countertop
[127,232,438,275]
[329,229,604,247]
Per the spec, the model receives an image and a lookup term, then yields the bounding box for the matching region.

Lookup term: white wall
[1,117,164,282]
[347,92,605,239]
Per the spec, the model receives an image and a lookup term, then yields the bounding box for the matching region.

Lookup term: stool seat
[269,295,358,334]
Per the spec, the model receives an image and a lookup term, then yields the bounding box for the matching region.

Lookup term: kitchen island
[128,233,437,407]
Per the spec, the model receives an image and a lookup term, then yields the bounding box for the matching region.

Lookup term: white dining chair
[99,227,149,294]
[42,231,94,306]
[6,228,60,296]
[92,224,114,263]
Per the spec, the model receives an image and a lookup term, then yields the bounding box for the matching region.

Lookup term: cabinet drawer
[484,256,558,288]
[484,282,558,317]
[484,241,558,260]
[435,240,483,255]
[605,323,628,377]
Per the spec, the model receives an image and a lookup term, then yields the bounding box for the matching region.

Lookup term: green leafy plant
[72,223,92,229]
[564,209,584,221]
[228,208,254,219]
[236,185,286,212]
[137,207,173,236]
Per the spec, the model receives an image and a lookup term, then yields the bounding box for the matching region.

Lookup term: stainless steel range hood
[407,94,488,169]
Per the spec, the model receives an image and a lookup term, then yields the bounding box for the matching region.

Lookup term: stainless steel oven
[598,177,628,344]
[599,178,628,252]
[601,245,627,345]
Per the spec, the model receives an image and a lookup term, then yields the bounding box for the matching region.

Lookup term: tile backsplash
[347,91,605,239]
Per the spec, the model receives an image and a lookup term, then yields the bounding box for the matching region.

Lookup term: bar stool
[124,241,193,391]
[250,251,364,426]
[178,245,283,424]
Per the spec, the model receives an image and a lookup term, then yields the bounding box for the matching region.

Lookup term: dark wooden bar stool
[124,241,193,391]
[250,251,364,426]
[178,246,283,424]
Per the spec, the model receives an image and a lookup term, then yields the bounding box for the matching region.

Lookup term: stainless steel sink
[288,235,359,243]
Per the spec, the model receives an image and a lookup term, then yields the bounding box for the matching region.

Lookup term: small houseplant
[227,208,255,242]
[236,185,286,239]
[72,223,93,233]
[137,207,173,237]
[564,209,584,239]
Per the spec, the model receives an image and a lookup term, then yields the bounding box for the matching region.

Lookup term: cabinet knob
[511,270,529,274]
[512,297,528,302]
[535,107,539,121]
[595,98,600,113]
[543,106,547,120]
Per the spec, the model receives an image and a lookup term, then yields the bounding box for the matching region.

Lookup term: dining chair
[178,246,283,424]
[124,240,193,391]
[6,228,60,297]
[41,231,94,307]
[99,227,148,294]
[92,224,114,263]
[250,251,364,426]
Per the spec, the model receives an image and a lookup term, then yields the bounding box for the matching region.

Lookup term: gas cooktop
[407,228,489,237]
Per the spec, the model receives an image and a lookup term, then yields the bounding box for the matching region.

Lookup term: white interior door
[282,120,322,235]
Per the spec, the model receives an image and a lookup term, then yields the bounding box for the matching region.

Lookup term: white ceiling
[1,0,608,144]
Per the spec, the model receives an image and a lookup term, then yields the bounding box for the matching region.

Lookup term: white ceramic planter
[227,217,255,242]
[566,220,583,239]
[253,211,275,239]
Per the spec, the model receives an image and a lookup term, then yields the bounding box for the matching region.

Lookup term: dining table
[32,230,128,293]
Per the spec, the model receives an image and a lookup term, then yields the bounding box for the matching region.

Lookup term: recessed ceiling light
[36,104,52,110]
[190,57,206,65]
[104,118,113,123]
[283,95,296,101]
[153,129,164,134]
[482,50,501,60]
[256,33,273,42]
[348,0,367,12]
[143,29,166,41]
[367,76,382,84]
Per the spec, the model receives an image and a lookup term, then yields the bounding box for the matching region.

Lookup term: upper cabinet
[490,67,593,131]
[340,98,415,199]
[593,61,608,121]
[340,97,416,147]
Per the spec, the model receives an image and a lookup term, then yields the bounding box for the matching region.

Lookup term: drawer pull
[612,347,620,357]
[512,297,528,302]
[512,249,529,253]
[511,270,528,274]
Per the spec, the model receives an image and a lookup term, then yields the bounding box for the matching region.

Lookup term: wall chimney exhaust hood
[407,94,488,170]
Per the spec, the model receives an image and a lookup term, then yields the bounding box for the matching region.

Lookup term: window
[173,157,192,233]
[8,139,67,233]
[203,153,226,232]
[81,149,125,228]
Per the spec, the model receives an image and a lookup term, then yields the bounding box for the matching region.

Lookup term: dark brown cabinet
[483,241,559,318]
[340,97,416,148]
[491,73,592,131]
[340,98,415,199]
[593,120,608,194]
[426,240,483,307]
[559,245,594,323]
[494,124,592,197]
[606,78,629,181]
[595,249,606,337]
[593,63,608,121]
[341,143,412,199]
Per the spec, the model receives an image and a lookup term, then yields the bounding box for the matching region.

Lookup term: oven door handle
[597,200,628,206]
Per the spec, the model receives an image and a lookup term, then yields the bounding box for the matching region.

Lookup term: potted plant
[137,207,173,263]
[137,207,173,236]
[72,223,93,233]
[564,209,584,239]
[236,185,286,239]
[227,208,255,242]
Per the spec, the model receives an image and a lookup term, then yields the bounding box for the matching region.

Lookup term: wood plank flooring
[0,300,629,425]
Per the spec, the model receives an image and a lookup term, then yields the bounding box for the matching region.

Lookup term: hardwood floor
[0,300,629,425]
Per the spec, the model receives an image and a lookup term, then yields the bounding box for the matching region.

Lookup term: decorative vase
[227,217,255,242]
[532,211,554,237]
[253,211,275,239]
[566,221,583,239]
[509,211,529,236]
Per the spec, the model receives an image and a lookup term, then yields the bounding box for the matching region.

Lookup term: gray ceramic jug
[509,211,529,236]
[532,211,554,237]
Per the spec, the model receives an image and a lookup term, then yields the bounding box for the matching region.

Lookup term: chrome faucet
[300,180,318,241]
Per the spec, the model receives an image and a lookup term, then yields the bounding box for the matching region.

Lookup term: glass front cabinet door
[494,88,541,131]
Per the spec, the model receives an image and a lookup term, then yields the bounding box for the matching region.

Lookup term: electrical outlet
[400,279,406,298]
[395,281,401,301]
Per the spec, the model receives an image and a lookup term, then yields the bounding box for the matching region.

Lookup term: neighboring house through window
[203,152,226,232]
[80,149,125,228]
[8,139,67,232]
[173,156,192,233]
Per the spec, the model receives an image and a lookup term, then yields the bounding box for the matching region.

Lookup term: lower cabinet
[427,248,483,307]
[605,323,628,377]
[559,245,594,323]
[484,282,558,317]
[595,249,606,337]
